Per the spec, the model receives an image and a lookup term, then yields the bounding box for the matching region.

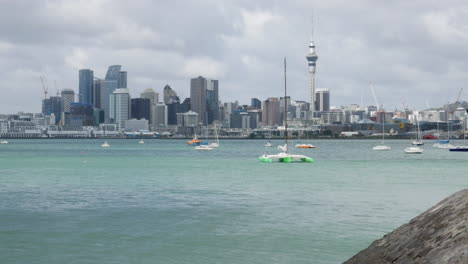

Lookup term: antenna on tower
[40,76,49,99]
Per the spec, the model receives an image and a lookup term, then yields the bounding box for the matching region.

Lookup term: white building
[61,89,75,113]
[109,88,131,130]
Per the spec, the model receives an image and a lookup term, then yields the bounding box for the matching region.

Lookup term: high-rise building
[42,96,62,124]
[61,89,75,113]
[155,103,168,128]
[206,79,219,124]
[102,65,126,122]
[93,79,103,108]
[190,76,208,125]
[140,88,159,129]
[306,36,318,115]
[79,69,94,105]
[251,98,261,109]
[163,84,179,104]
[109,88,130,130]
[315,88,330,112]
[190,76,219,125]
[131,98,151,121]
[262,97,281,126]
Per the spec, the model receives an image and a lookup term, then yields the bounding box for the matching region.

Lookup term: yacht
[102,141,110,147]
[404,147,423,154]
[0,140,8,144]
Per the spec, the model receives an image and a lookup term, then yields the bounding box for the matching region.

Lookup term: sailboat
[434,120,454,148]
[405,116,423,153]
[411,116,424,146]
[449,114,468,152]
[208,123,220,148]
[258,58,314,163]
[195,122,213,151]
[102,141,110,147]
[0,140,8,144]
[373,114,391,150]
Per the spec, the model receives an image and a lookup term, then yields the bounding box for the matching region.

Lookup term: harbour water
[0,139,467,263]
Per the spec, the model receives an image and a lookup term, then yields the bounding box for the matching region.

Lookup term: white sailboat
[404,146,423,154]
[0,140,8,144]
[208,123,220,148]
[258,58,313,163]
[411,116,424,146]
[449,114,468,152]
[373,114,390,151]
[102,141,110,147]
[196,122,214,151]
[139,140,145,144]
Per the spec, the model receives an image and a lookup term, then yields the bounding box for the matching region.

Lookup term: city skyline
[1,1,468,113]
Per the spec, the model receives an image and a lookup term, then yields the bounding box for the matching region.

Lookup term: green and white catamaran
[258,58,314,163]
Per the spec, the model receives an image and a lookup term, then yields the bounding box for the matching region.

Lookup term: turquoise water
[0,139,466,264]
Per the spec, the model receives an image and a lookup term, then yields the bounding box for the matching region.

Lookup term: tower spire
[306,26,318,119]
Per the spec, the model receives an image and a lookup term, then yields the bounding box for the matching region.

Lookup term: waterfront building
[248,109,262,129]
[163,84,179,105]
[69,103,94,127]
[206,79,219,124]
[306,35,319,115]
[61,89,75,113]
[166,97,181,126]
[124,119,149,132]
[109,88,131,130]
[140,88,159,129]
[251,98,261,109]
[131,98,151,121]
[315,88,330,112]
[262,97,281,126]
[79,69,94,105]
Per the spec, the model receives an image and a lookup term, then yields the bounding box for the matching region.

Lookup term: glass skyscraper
[79,69,94,105]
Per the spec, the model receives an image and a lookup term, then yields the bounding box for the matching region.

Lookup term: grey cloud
[1,0,468,113]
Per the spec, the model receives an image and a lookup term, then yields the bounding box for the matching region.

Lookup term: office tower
[251,98,261,109]
[315,88,330,112]
[155,103,168,128]
[179,98,191,113]
[190,76,208,125]
[118,71,127,89]
[166,96,181,126]
[94,79,103,108]
[206,79,219,124]
[109,88,131,130]
[190,76,219,125]
[69,103,94,127]
[102,65,125,122]
[140,88,159,128]
[262,97,281,126]
[79,69,94,105]
[306,36,318,115]
[61,89,75,113]
[131,98,151,121]
[163,84,179,104]
[42,96,62,124]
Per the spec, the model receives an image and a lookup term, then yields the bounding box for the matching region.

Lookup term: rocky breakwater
[344,189,467,264]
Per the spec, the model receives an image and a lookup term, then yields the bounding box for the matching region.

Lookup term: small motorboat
[102,141,110,147]
[194,145,213,151]
[187,136,201,145]
[411,140,424,146]
[265,141,272,147]
[295,143,316,149]
[373,145,391,151]
[404,147,423,154]
[436,143,455,149]
[449,146,468,152]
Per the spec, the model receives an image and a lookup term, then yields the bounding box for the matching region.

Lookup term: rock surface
[344,189,468,264]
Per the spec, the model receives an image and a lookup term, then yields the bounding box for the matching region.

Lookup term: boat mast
[284,57,288,153]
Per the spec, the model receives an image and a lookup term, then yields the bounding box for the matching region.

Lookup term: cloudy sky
[1,0,467,113]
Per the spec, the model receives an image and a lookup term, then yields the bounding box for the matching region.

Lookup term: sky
[1,0,468,113]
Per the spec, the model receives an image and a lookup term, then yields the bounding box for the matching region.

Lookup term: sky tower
[306,36,318,117]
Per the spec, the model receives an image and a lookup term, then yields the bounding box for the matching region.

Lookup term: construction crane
[455,88,463,105]
[40,76,48,99]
